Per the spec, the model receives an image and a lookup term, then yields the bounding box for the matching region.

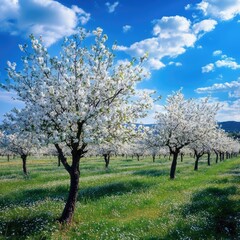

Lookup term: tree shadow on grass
[163,186,240,239]
[122,159,133,162]
[0,180,153,208]
[78,180,151,202]
[0,185,68,209]
[133,169,169,177]
[0,213,56,240]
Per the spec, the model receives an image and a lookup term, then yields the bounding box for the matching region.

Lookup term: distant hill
[218,121,240,133]
[136,121,240,133]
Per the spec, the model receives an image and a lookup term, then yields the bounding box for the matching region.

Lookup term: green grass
[0,155,239,239]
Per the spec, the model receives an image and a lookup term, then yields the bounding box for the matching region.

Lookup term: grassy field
[0,154,239,240]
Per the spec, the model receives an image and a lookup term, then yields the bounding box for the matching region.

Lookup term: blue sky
[0,0,240,123]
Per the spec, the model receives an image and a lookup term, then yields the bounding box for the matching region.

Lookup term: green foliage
[0,155,239,239]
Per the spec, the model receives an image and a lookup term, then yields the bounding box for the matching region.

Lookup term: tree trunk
[215,151,218,163]
[59,167,80,224]
[7,154,10,162]
[152,154,155,162]
[55,143,87,224]
[194,156,200,171]
[207,152,211,166]
[21,154,27,175]
[170,151,179,179]
[104,154,110,169]
[180,153,184,162]
[58,155,61,167]
[137,154,140,161]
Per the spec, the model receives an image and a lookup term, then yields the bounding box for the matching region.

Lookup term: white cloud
[197,0,240,21]
[138,103,165,124]
[122,25,131,33]
[202,53,240,72]
[105,1,119,13]
[215,58,240,69]
[195,79,240,97]
[168,61,182,67]
[147,58,165,70]
[117,15,217,70]
[202,63,214,73]
[213,50,222,56]
[185,4,191,10]
[0,90,24,105]
[216,99,240,122]
[192,19,217,36]
[0,0,90,46]
[195,96,240,122]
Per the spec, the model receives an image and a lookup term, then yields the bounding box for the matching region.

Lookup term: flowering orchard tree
[212,129,240,162]
[0,109,37,174]
[154,90,220,179]
[96,142,119,169]
[144,128,160,162]
[189,133,213,171]
[3,28,153,223]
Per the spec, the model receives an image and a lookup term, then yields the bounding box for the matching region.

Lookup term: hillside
[218,121,240,133]
[137,121,240,133]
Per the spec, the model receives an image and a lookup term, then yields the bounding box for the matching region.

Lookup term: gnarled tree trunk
[58,155,61,167]
[194,156,200,171]
[194,151,204,171]
[55,143,87,224]
[214,150,219,163]
[170,150,179,179]
[21,154,27,175]
[207,152,211,166]
[104,153,110,169]
[59,166,80,224]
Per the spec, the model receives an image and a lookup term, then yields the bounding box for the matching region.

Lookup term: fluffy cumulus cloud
[122,25,131,33]
[117,15,217,70]
[202,52,240,73]
[195,96,240,122]
[216,99,240,121]
[192,19,217,36]
[215,58,240,69]
[195,79,240,98]
[202,63,214,73]
[0,0,90,46]
[197,0,240,21]
[105,1,119,13]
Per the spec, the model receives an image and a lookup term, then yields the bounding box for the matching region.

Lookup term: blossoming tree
[0,109,37,175]
[3,28,153,223]
[154,91,220,179]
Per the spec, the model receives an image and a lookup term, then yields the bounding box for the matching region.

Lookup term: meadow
[0,154,239,239]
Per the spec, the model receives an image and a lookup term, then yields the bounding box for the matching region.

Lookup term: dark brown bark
[215,151,219,163]
[59,166,79,224]
[21,154,27,175]
[194,156,200,171]
[180,153,184,162]
[152,154,155,162]
[104,154,110,169]
[170,151,179,179]
[7,154,10,162]
[55,143,87,224]
[194,151,204,171]
[207,152,211,166]
[58,155,61,167]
